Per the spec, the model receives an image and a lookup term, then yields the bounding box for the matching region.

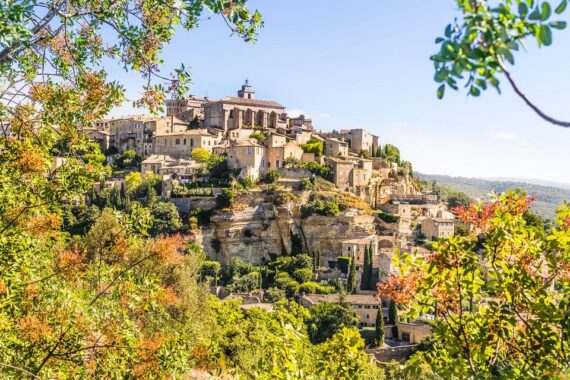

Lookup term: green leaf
[529,6,541,20]
[555,0,568,14]
[435,37,445,43]
[470,86,481,97]
[540,24,553,45]
[541,2,552,20]
[437,84,445,99]
[550,21,567,29]
[519,2,529,18]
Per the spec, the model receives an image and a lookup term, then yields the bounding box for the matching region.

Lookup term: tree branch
[497,59,570,128]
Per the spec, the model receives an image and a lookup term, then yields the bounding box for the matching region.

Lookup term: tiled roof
[210,96,285,109]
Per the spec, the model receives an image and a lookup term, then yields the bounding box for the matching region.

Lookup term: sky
[108,1,570,184]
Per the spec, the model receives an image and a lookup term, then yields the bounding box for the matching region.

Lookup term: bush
[264,169,281,184]
[200,261,221,285]
[274,272,294,289]
[226,271,261,293]
[217,188,235,208]
[300,177,314,190]
[301,193,346,218]
[284,280,300,298]
[191,148,212,164]
[337,256,351,274]
[149,201,183,236]
[249,131,267,141]
[378,211,400,224]
[300,138,324,157]
[293,268,313,283]
[264,287,286,303]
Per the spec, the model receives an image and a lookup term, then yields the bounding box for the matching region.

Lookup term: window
[246,147,253,155]
[190,139,194,147]
[175,138,180,145]
[183,139,186,145]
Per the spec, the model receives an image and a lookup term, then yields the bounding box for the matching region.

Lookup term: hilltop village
[85,81,458,350]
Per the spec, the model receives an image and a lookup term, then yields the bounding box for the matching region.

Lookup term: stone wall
[167,196,218,213]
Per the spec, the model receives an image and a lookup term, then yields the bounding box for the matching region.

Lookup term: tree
[149,201,183,236]
[347,256,357,294]
[375,304,385,347]
[447,191,471,209]
[388,300,399,340]
[378,191,570,378]
[188,116,200,129]
[381,144,401,164]
[361,244,372,290]
[191,147,211,164]
[264,168,280,184]
[434,0,570,128]
[200,260,221,286]
[307,301,358,344]
[367,241,377,290]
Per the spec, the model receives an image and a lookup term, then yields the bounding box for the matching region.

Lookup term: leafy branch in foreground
[434,0,570,128]
[378,190,570,378]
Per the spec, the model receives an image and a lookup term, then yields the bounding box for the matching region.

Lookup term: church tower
[237,79,255,99]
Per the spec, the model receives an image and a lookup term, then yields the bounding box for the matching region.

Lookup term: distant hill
[416,173,570,220]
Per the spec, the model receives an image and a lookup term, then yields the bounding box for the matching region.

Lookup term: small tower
[237,79,255,99]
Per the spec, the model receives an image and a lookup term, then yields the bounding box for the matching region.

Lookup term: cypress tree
[368,242,377,290]
[375,303,384,347]
[388,300,399,340]
[347,256,356,294]
[361,245,371,290]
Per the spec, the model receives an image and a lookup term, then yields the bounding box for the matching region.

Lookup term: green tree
[380,191,570,378]
[307,300,358,344]
[375,304,385,347]
[200,260,221,286]
[381,144,401,164]
[388,299,399,340]
[148,201,183,236]
[191,147,212,164]
[447,191,471,209]
[347,256,357,294]
[361,244,372,290]
[434,0,570,128]
[188,116,200,129]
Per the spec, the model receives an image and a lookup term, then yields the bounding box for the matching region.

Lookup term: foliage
[264,168,281,184]
[381,144,401,164]
[361,244,372,290]
[300,138,324,157]
[301,193,344,217]
[264,287,286,303]
[200,260,221,286]
[217,188,236,209]
[249,131,267,141]
[447,191,471,209]
[377,210,400,224]
[298,281,335,295]
[300,177,314,190]
[226,271,261,293]
[433,0,568,127]
[114,149,141,169]
[307,301,358,344]
[188,116,200,129]
[388,299,398,325]
[337,256,351,274]
[379,191,570,378]
[149,202,182,236]
[191,147,211,164]
[347,256,357,294]
[293,268,313,283]
[375,304,385,347]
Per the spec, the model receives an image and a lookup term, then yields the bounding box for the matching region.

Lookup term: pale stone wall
[153,130,219,158]
[421,218,455,240]
[397,321,432,344]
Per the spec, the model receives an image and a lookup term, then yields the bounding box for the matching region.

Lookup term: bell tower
[237,79,255,99]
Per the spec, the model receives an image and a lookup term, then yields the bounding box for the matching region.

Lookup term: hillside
[416,173,570,220]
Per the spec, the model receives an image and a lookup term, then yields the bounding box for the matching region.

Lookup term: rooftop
[209,96,285,110]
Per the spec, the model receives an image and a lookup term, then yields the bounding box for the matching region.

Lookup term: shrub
[191,148,211,164]
[301,193,346,217]
[284,280,300,298]
[293,268,313,283]
[264,169,281,184]
[217,188,235,208]
[226,271,261,293]
[300,138,324,157]
[249,131,267,141]
[300,177,314,190]
[337,256,351,274]
[377,211,400,224]
[274,272,294,289]
[264,287,286,303]
[239,177,255,190]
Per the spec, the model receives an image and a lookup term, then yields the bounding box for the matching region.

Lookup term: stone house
[141,154,203,177]
[85,128,111,151]
[421,217,455,240]
[165,95,207,122]
[324,137,349,157]
[226,140,267,180]
[152,129,220,158]
[327,157,354,191]
[203,82,286,131]
[340,128,380,156]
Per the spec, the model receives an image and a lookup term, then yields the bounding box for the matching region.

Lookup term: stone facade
[421,217,455,240]
[152,129,220,158]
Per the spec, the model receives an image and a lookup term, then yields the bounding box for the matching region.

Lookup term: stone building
[85,128,111,151]
[203,81,287,132]
[421,217,455,240]
[226,140,267,180]
[340,128,379,156]
[324,137,349,157]
[152,129,220,158]
[165,95,207,122]
[327,157,373,192]
[265,132,304,169]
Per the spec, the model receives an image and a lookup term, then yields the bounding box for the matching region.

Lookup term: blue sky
[109,1,570,184]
